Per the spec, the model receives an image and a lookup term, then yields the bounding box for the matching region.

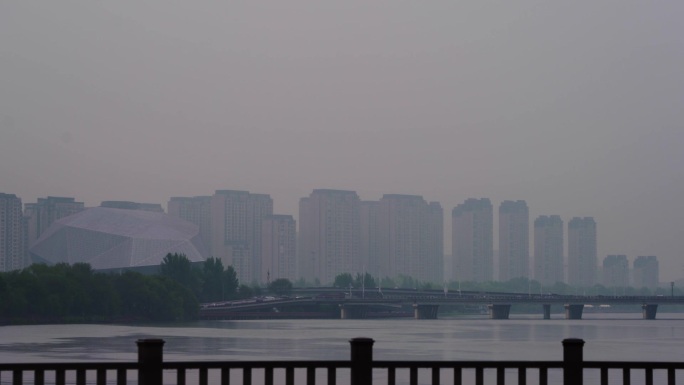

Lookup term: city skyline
[2,2,683,280]
[1,189,671,281]
[1,190,668,289]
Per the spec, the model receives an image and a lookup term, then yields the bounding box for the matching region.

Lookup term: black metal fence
[1,338,682,385]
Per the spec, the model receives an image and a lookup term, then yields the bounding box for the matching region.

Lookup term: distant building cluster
[0,191,663,289]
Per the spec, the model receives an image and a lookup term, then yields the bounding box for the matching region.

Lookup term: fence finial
[350,337,374,385]
[137,339,165,385]
[562,338,585,385]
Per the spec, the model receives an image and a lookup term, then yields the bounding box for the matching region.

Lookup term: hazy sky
[2,2,683,281]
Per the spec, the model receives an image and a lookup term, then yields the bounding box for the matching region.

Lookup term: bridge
[199,288,684,321]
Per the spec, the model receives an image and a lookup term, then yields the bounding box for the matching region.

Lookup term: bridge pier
[564,304,584,320]
[543,304,551,319]
[488,304,511,319]
[642,304,658,320]
[340,304,367,319]
[413,304,439,319]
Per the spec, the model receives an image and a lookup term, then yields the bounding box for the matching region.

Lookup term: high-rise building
[168,196,213,253]
[210,190,273,284]
[0,193,24,272]
[298,189,361,285]
[360,201,380,279]
[261,215,297,283]
[452,198,493,283]
[426,202,445,283]
[24,196,85,247]
[568,217,597,287]
[533,215,564,285]
[375,195,443,283]
[498,200,529,281]
[602,255,629,289]
[633,256,659,290]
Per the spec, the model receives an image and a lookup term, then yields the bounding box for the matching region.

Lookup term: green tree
[380,277,396,289]
[251,284,263,297]
[160,253,200,295]
[0,274,7,314]
[238,284,253,299]
[268,278,293,296]
[333,273,354,288]
[397,275,416,289]
[353,273,376,289]
[113,270,198,322]
[223,265,239,299]
[201,257,225,302]
[155,276,199,321]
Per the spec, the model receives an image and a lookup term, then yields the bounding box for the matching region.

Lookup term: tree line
[2,255,675,324]
[330,273,678,297]
[0,262,197,324]
[0,253,292,325]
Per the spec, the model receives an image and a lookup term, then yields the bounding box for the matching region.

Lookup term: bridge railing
[1,338,683,385]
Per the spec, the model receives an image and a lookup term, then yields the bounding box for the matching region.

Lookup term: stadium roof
[30,207,208,270]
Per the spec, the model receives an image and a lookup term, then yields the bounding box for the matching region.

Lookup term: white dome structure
[30,207,208,270]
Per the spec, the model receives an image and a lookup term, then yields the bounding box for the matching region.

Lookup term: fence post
[562,338,584,385]
[137,339,165,385]
[350,337,374,385]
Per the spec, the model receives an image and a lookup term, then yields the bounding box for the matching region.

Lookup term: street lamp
[528,280,531,298]
[362,272,365,299]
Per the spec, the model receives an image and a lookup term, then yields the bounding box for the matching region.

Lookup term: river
[1,312,683,384]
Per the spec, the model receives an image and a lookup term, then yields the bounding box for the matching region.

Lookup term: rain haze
[1,2,683,280]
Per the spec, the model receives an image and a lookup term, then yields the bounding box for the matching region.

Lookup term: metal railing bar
[96,369,106,385]
[265,367,273,385]
[328,367,336,385]
[76,369,86,385]
[497,367,504,385]
[242,367,251,385]
[35,369,44,385]
[371,360,563,369]
[431,366,439,385]
[388,367,395,385]
[176,367,186,385]
[475,366,483,385]
[600,367,608,385]
[199,367,208,385]
[453,367,461,385]
[220,367,230,385]
[306,366,315,385]
[4,338,684,385]
[646,368,653,385]
[55,369,64,385]
[12,370,21,385]
[409,367,417,385]
[116,368,126,385]
[623,367,630,385]
[285,366,294,385]
[161,360,351,370]
[6,359,682,372]
[0,363,137,371]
